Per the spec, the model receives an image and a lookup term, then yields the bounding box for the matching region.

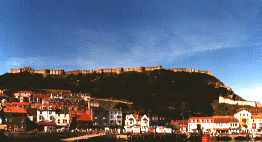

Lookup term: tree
[69,116,78,130]
[114,103,129,111]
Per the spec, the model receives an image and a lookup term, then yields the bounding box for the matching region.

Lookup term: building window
[40,106,45,110]
[50,116,53,121]
[58,119,60,124]
[63,119,67,123]
[253,123,256,128]
[49,111,52,114]
[40,111,42,114]
[58,114,60,117]
[243,113,245,116]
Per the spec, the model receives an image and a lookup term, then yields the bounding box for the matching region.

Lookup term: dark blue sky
[1,0,262,102]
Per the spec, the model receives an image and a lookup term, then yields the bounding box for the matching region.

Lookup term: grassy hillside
[0,69,238,119]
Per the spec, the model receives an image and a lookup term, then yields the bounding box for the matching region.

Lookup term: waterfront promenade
[60,133,104,141]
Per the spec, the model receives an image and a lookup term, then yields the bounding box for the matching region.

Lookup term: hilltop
[0,69,244,119]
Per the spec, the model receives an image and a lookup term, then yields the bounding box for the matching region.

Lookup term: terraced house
[36,104,56,132]
[3,107,27,132]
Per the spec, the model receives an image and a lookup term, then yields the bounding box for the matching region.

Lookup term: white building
[188,117,214,132]
[125,114,150,132]
[251,115,262,132]
[56,110,70,130]
[36,104,56,132]
[14,91,33,102]
[108,109,122,127]
[234,110,252,130]
[213,116,239,133]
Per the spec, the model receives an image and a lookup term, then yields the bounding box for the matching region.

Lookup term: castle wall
[145,67,159,71]
[50,69,64,75]
[117,67,123,74]
[65,70,82,74]
[219,96,260,107]
[9,69,21,73]
[34,69,50,75]
[9,66,214,76]
[103,69,112,73]
[123,68,135,72]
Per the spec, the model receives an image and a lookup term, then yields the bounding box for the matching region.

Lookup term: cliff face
[9,66,213,76]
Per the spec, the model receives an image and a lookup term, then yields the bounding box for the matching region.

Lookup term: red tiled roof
[6,102,30,105]
[3,107,27,113]
[76,114,92,121]
[176,120,188,124]
[213,118,239,123]
[126,114,148,121]
[252,115,262,119]
[214,128,229,130]
[213,116,235,118]
[69,110,85,114]
[0,94,9,98]
[171,120,188,125]
[171,120,175,125]
[48,91,58,94]
[15,91,34,94]
[188,117,213,123]
[36,104,56,110]
[33,93,50,98]
[60,90,71,93]
[36,122,56,126]
[126,113,139,119]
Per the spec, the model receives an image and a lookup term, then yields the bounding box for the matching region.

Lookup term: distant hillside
[0,69,242,119]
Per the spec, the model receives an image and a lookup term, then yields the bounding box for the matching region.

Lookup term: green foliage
[69,117,78,130]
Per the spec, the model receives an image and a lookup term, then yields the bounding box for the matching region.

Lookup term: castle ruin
[219,95,262,107]
[9,66,214,76]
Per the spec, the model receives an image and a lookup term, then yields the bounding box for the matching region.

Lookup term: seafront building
[1,89,262,134]
[124,114,150,133]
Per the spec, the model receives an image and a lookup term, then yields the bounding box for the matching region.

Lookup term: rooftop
[3,107,27,113]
